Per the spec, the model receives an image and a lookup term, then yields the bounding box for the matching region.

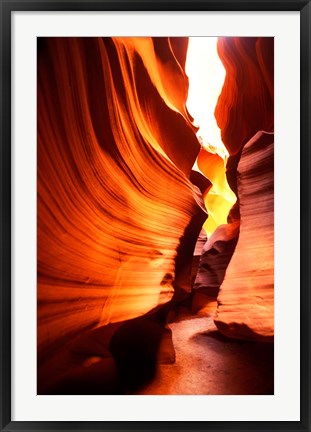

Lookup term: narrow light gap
[185,37,236,237]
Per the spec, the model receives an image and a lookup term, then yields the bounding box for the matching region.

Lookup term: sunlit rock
[214,131,274,341]
[196,147,236,236]
[37,35,275,395]
[37,37,204,355]
[215,37,274,156]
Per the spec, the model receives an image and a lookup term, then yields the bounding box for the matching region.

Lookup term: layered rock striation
[215,37,274,156]
[214,131,274,340]
[37,36,275,393]
[37,37,206,357]
[193,221,240,300]
[191,37,274,340]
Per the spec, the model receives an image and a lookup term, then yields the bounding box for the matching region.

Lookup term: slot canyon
[37,36,274,395]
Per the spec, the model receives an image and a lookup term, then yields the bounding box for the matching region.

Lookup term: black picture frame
[1,0,310,431]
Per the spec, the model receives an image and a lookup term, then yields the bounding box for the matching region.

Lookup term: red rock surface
[37,37,274,394]
[214,132,274,340]
[215,37,274,155]
[193,221,240,300]
[37,37,205,355]
[206,37,275,341]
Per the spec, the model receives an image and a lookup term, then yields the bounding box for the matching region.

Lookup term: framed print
[1,0,310,431]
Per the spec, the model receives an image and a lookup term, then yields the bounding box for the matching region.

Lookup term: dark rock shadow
[191,329,274,395]
[109,316,174,392]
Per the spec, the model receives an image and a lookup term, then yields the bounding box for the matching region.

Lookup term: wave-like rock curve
[37,37,206,355]
[214,131,274,340]
[215,37,274,156]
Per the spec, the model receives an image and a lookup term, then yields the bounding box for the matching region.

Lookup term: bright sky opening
[185,37,236,236]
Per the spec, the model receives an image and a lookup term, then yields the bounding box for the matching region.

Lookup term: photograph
[37,36,274,396]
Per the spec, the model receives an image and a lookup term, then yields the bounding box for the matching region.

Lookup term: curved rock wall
[38,36,274,355]
[214,131,274,340]
[37,37,205,354]
[194,221,240,299]
[215,37,274,156]
[185,37,275,340]
[196,148,236,236]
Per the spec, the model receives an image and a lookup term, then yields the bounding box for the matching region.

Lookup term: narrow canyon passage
[37,36,274,395]
[133,308,274,395]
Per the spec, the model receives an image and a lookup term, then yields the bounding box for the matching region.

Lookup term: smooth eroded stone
[214,131,274,341]
[37,37,204,357]
[193,221,240,301]
[215,37,274,156]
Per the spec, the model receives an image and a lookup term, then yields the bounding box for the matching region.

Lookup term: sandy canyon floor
[133,307,274,395]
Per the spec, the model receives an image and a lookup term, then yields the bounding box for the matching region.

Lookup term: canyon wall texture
[215,37,274,156]
[212,37,274,340]
[37,37,207,357]
[214,131,274,340]
[38,36,274,377]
